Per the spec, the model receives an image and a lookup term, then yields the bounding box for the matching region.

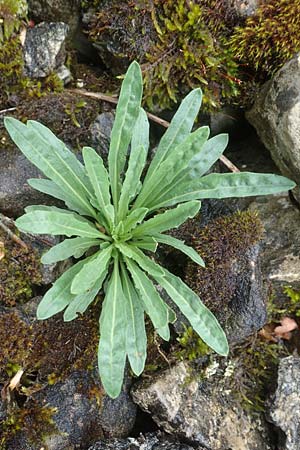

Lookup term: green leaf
[108,61,143,209]
[152,172,297,208]
[71,246,113,294]
[125,257,168,330]
[133,201,201,237]
[37,256,95,319]
[131,237,158,252]
[120,263,147,375]
[135,126,209,208]
[4,118,97,218]
[116,243,164,277]
[153,233,205,267]
[98,258,127,398]
[154,269,229,356]
[131,108,150,154]
[145,88,202,182]
[63,269,108,321]
[82,147,114,227]
[156,323,170,341]
[118,145,147,221]
[41,237,101,264]
[122,207,148,234]
[189,134,229,178]
[16,209,108,239]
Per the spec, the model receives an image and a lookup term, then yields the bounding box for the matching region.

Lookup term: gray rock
[0,148,53,217]
[132,361,271,450]
[269,356,300,450]
[88,432,202,450]
[222,244,267,344]
[27,0,80,38]
[56,64,72,85]
[23,22,68,78]
[248,193,300,300]
[246,53,300,203]
[90,112,115,165]
[226,0,260,18]
[20,370,137,449]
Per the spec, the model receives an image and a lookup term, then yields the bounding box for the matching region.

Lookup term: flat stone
[132,361,271,450]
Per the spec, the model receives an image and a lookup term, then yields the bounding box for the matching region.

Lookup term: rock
[56,64,72,85]
[90,112,115,165]
[226,0,260,18]
[0,302,137,449]
[269,356,300,450]
[172,204,267,345]
[23,22,68,78]
[132,361,271,450]
[246,53,300,203]
[248,193,300,300]
[88,432,202,450]
[27,0,81,38]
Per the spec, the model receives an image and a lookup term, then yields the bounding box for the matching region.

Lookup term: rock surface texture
[23,22,68,78]
[248,193,300,298]
[269,356,300,450]
[88,432,202,450]
[246,53,300,203]
[27,0,81,37]
[132,361,271,450]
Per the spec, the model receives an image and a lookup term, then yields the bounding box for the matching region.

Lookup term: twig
[0,107,17,115]
[0,213,28,249]
[68,89,240,172]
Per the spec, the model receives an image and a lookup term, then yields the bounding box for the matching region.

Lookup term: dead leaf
[0,241,4,261]
[274,317,298,340]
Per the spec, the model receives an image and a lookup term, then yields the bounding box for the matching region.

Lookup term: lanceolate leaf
[82,147,114,227]
[41,237,101,264]
[133,201,201,237]
[131,108,150,155]
[4,118,97,218]
[151,172,297,209]
[118,145,147,221]
[63,269,108,321]
[153,233,205,267]
[125,257,168,330]
[98,258,127,398]
[108,61,143,209]
[122,208,148,234]
[37,256,95,319]
[135,127,209,208]
[154,269,229,356]
[16,210,108,239]
[131,237,158,252]
[144,88,202,182]
[71,246,113,294]
[189,134,229,178]
[121,263,147,375]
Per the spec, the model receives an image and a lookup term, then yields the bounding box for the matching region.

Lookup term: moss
[0,305,100,384]
[86,0,240,111]
[0,0,27,42]
[143,0,240,111]
[228,0,300,79]
[0,402,58,449]
[184,210,264,315]
[0,230,42,307]
[176,326,211,361]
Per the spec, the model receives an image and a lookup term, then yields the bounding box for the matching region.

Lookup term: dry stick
[68,88,240,172]
[0,213,28,250]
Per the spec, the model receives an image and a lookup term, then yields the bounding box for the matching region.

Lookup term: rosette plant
[4,62,295,398]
